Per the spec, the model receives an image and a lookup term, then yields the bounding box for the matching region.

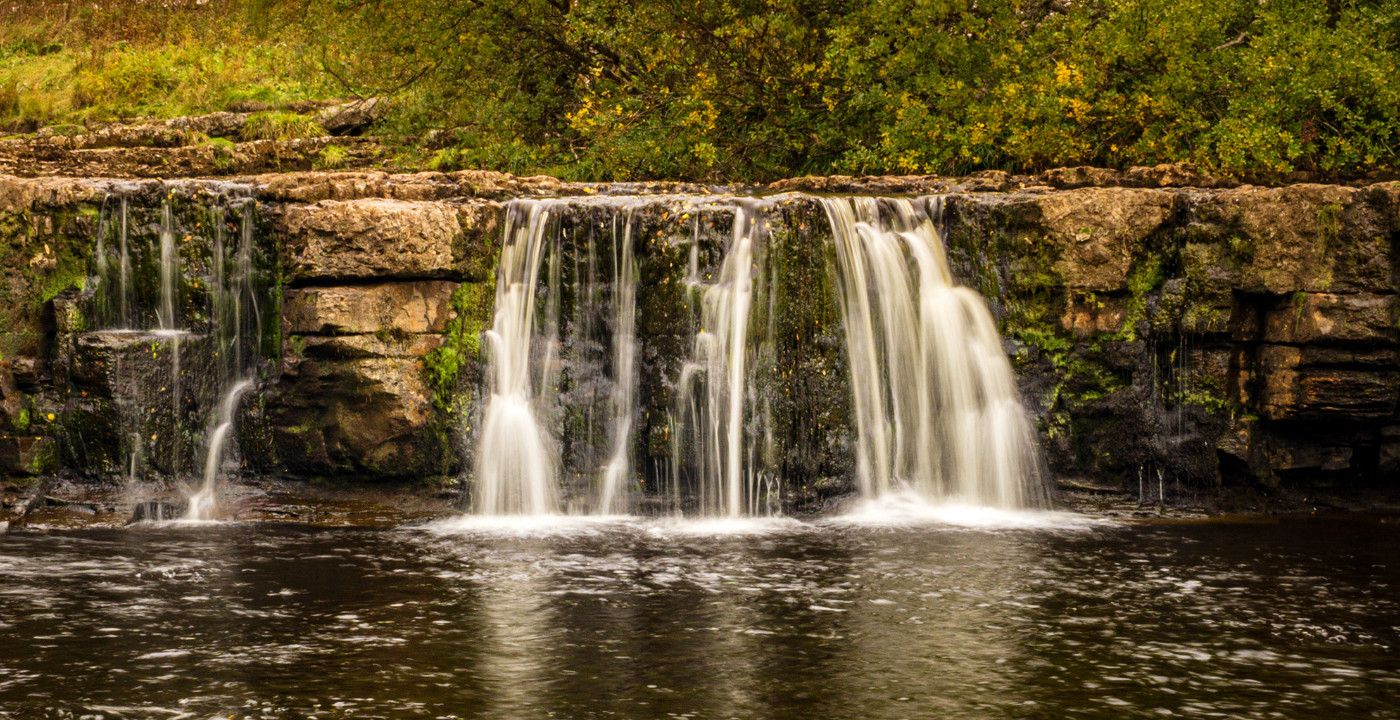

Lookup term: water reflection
[0,515,1396,718]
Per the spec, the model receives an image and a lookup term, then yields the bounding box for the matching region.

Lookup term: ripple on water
[0,511,1395,720]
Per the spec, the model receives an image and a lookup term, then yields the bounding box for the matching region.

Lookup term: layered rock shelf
[1,169,1396,511]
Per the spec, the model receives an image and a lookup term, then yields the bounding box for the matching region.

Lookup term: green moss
[1104,253,1165,344]
[1318,202,1343,242]
[1175,387,1231,414]
[424,279,493,412]
[14,404,30,432]
[25,438,58,474]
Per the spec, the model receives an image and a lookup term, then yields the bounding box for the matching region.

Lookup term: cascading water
[465,192,1046,519]
[85,187,267,521]
[185,378,253,520]
[475,202,562,515]
[668,203,778,517]
[594,214,638,516]
[184,200,262,521]
[820,197,1048,508]
[473,199,645,516]
[157,202,185,479]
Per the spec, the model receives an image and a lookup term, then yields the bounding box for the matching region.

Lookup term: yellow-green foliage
[243,111,326,141]
[425,280,492,412]
[314,144,350,169]
[2,0,1396,180]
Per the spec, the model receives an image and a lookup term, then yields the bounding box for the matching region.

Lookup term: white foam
[828,491,1107,531]
[423,512,810,539]
[643,515,808,537]
[424,513,630,538]
[132,518,230,529]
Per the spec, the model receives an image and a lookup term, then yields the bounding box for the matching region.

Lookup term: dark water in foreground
[1,509,1397,719]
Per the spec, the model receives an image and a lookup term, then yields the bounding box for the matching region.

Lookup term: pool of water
[1,510,1397,719]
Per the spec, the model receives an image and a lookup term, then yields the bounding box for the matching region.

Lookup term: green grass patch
[242,111,326,141]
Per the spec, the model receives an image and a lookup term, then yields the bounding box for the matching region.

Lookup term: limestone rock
[284,281,458,335]
[1193,185,1392,293]
[1263,293,1398,345]
[296,334,446,360]
[1255,344,1398,420]
[268,354,450,479]
[1061,295,1129,336]
[277,199,466,281]
[1034,188,1177,291]
[315,98,390,135]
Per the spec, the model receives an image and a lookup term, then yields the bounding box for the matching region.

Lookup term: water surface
[1,512,1396,719]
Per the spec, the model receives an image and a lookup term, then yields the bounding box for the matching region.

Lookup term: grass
[314,144,350,169]
[243,110,326,141]
[0,3,337,131]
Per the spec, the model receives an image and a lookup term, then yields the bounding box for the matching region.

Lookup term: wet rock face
[1,171,1396,499]
[267,339,448,479]
[944,179,1399,492]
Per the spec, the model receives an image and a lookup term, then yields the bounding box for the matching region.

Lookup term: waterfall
[85,188,265,521]
[470,199,649,516]
[184,200,261,521]
[475,202,562,515]
[185,379,253,520]
[465,193,1044,518]
[820,197,1048,508]
[157,202,185,480]
[668,203,777,517]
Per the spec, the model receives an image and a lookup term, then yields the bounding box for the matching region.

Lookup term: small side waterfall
[157,203,185,480]
[821,197,1048,508]
[185,378,253,520]
[475,202,562,515]
[184,201,262,521]
[83,187,268,521]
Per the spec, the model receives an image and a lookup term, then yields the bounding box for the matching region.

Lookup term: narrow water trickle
[595,213,639,516]
[185,201,262,521]
[85,187,267,521]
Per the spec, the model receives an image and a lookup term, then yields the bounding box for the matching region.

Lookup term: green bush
[1,0,1396,180]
